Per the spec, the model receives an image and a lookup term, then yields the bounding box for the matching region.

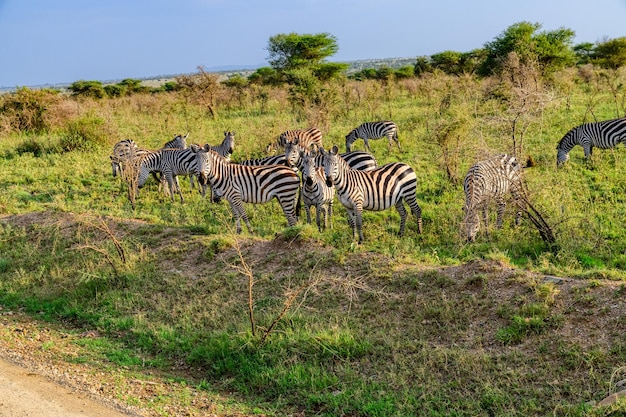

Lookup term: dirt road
[0,356,134,417]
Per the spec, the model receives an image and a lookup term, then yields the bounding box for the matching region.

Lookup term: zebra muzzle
[305,177,314,186]
[325,177,333,187]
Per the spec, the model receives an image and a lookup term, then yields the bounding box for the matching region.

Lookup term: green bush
[59,114,111,152]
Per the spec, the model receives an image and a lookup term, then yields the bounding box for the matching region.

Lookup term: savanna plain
[0,67,626,416]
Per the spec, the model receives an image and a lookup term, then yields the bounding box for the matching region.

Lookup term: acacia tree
[266,32,348,123]
[479,21,575,76]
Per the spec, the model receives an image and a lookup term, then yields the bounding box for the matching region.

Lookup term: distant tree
[431,51,463,75]
[267,32,348,81]
[248,67,282,86]
[394,65,415,79]
[479,21,575,76]
[414,56,433,76]
[104,84,125,97]
[592,37,626,69]
[68,80,106,99]
[573,42,595,65]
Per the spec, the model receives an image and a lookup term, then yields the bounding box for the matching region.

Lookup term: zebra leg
[495,199,505,229]
[364,139,371,153]
[407,196,423,234]
[327,202,333,230]
[278,196,298,227]
[352,203,364,243]
[316,204,326,232]
[229,198,252,234]
[396,200,408,236]
[305,203,313,225]
[482,206,490,238]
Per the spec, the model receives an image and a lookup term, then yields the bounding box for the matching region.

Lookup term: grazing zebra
[192,147,300,234]
[110,139,140,177]
[556,117,626,166]
[345,121,400,153]
[278,127,323,150]
[322,145,422,243]
[137,147,200,203]
[284,139,378,172]
[463,154,524,242]
[301,149,335,231]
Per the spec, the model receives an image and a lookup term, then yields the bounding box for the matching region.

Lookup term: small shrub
[59,114,111,152]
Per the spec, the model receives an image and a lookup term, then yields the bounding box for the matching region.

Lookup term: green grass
[1,70,626,415]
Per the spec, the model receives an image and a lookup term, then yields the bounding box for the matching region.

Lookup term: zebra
[192,147,300,234]
[284,138,378,172]
[136,146,201,203]
[463,154,524,242]
[556,117,626,167]
[162,133,188,150]
[300,149,335,231]
[322,145,422,243]
[207,131,235,162]
[278,127,323,150]
[345,121,400,153]
[110,139,139,178]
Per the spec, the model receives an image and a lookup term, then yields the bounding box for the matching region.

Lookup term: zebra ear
[203,144,210,151]
[331,145,339,155]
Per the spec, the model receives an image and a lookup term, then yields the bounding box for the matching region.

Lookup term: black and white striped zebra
[110,139,140,177]
[556,117,626,166]
[192,147,300,234]
[322,145,422,243]
[300,149,335,231]
[162,133,188,150]
[463,154,524,242]
[278,127,323,150]
[345,121,400,152]
[284,139,377,172]
[137,147,200,203]
[207,131,235,162]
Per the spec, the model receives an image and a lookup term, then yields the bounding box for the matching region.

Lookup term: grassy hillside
[0,67,625,416]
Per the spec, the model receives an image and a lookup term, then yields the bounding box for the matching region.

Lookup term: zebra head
[345,130,357,152]
[284,138,301,169]
[301,149,317,187]
[322,145,341,187]
[462,206,481,242]
[191,146,213,187]
[223,131,235,156]
[556,147,570,167]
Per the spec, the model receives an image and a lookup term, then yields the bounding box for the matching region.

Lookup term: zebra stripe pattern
[137,147,200,203]
[208,131,235,162]
[278,127,323,150]
[162,133,188,150]
[345,121,400,152]
[193,147,300,234]
[463,154,524,242]
[322,145,422,243]
[284,140,377,172]
[556,117,626,166]
[300,149,335,231]
[238,154,288,168]
[110,139,139,177]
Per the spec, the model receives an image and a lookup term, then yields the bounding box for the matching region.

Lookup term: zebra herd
[110,117,626,243]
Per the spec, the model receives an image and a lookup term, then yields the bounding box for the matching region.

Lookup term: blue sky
[1,0,625,87]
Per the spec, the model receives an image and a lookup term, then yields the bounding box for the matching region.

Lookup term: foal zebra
[345,121,400,152]
[322,145,422,243]
[193,147,300,234]
[556,117,626,166]
[278,127,323,150]
[463,154,524,242]
[301,149,335,231]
